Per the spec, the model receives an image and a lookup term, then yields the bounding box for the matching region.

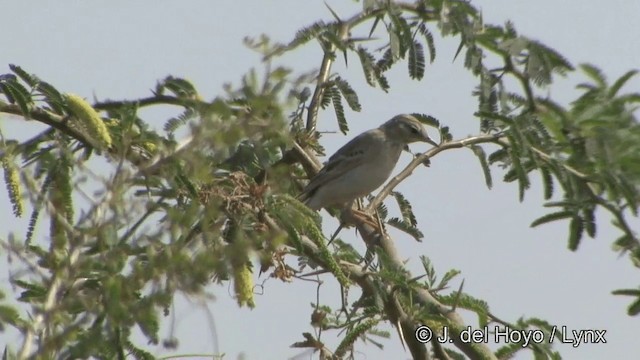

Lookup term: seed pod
[2,157,23,217]
[65,94,112,149]
[233,264,256,308]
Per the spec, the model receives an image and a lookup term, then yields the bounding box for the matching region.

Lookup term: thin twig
[368,133,503,211]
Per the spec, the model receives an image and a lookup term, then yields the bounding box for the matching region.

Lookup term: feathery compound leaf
[608,69,638,97]
[488,148,509,165]
[439,125,453,142]
[417,23,436,63]
[539,166,554,200]
[125,341,155,360]
[439,293,490,325]
[163,108,197,133]
[568,216,584,251]
[437,269,461,290]
[25,206,40,246]
[509,145,530,202]
[408,40,426,80]
[9,64,39,88]
[373,69,390,92]
[387,217,423,241]
[391,191,417,226]
[387,10,412,57]
[470,145,492,189]
[330,86,349,134]
[319,85,333,109]
[627,298,640,316]
[530,210,574,228]
[376,48,395,72]
[579,64,607,88]
[410,113,440,128]
[389,27,401,60]
[0,78,33,117]
[529,40,574,75]
[420,255,437,286]
[582,207,596,238]
[156,76,198,98]
[333,76,361,111]
[36,81,66,114]
[288,21,329,49]
[496,343,525,359]
[357,46,377,87]
[334,319,380,358]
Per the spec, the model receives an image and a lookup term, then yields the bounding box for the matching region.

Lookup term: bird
[299,114,438,211]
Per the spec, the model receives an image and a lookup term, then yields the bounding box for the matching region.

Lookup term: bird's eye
[410,126,420,135]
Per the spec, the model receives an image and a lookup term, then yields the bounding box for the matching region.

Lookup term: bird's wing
[300,130,378,200]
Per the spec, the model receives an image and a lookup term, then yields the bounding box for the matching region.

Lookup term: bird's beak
[422,129,439,147]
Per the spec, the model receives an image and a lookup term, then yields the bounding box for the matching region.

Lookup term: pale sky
[1,1,639,359]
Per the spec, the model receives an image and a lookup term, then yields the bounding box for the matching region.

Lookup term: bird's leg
[349,211,378,231]
[349,200,384,232]
[328,201,357,246]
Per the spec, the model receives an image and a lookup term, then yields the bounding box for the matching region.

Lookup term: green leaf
[333,76,361,111]
[330,86,349,134]
[410,113,440,128]
[36,81,66,114]
[389,27,401,59]
[417,23,436,63]
[373,69,390,92]
[163,108,197,134]
[437,269,461,290]
[156,76,198,98]
[612,288,640,297]
[439,293,490,326]
[287,21,329,49]
[0,78,33,116]
[391,191,417,226]
[439,125,453,142]
[611,235,634,252]
[608,69,638,98]
[511,151,530,202]
[579,64,606,88]
[470,145,492,189]
[488,148,509,165]
[125,341,155,360]
[319,85,332,109]
[408,40,426,80]
[376,48,395,72]
[568,216,584,251]
[375,199,388,219]
[387,217,423,241]
[628,298,640,316]
[582,207,596,238]
[530,211,574,228]
[387,10,412,57]
[0,305,21,328]
[357,46,376,87]
[9,64,39,87]
[420,255,437,286]
[539,167,554,200]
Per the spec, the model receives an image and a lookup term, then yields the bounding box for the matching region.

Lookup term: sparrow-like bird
[300,114,438,210]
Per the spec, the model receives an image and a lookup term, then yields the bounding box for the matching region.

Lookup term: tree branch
[0,100,93,148]
[368,133,503,211]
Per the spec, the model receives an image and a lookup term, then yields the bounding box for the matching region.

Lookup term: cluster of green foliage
[1,0,639,359]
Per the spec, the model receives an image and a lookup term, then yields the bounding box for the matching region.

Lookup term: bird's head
[381,114,438,147]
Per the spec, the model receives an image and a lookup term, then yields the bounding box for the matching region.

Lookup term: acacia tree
[1,1,639,359]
